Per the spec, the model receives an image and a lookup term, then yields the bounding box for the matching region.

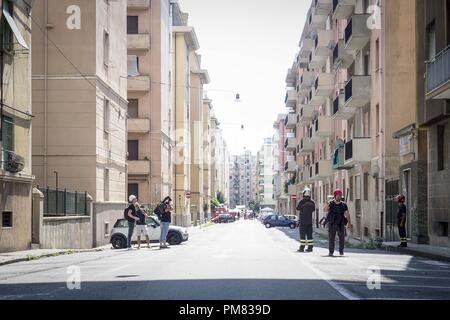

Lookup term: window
[364,173,369,201]
[1,0,13,51]
[128,183,139,199]
[104,168,110,202]
[437,125,445,171]
[104,222,110,237]
[103,31,109,67]
[104,99,110,132]
[364,52,370,75]
[375,38,380,70]
[127,55,139,76]
[128,99,139,118]
[363,109,370,137]
[349,176,354,201]
[128,140,139,160]
[426,20,436,60]
[438,222,449,237]
[375,177,379,201]
[1,116,14,166]
[2,212,12,228]
[355,175,361,200]
[127,16,138,34]
[375,104,380,134]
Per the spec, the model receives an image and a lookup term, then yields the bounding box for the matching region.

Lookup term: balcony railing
[426,45,450,99]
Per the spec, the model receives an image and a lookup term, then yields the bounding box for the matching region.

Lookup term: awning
[2,8,29,49]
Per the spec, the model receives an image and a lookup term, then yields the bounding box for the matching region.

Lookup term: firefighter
[296,187,316,253]
[327,189,352,256]
[396,194,407,248]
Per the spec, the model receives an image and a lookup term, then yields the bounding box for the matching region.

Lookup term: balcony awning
[2,8,29,49]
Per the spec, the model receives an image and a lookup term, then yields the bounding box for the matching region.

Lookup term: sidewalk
[382,242,450,263]
[0,245,111,267]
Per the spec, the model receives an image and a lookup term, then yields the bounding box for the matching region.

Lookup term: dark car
[263,214,297,229]
[217,213,234,223]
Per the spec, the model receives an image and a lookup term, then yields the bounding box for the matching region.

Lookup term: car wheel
[111,235,127,249]
[265,223,271,228]
[289,223,296,229]
[167,231,182,245]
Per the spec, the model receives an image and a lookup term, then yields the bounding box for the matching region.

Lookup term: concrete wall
[41,216,92,249]
[92,202,126,247]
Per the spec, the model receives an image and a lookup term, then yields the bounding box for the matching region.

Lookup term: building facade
[0,0,34,252]
[32,0,128,245]
[257,138,276,209]
[272,114,289,214]
[229,151,257,209]
[127,0,173,209]
[285,0,418,241]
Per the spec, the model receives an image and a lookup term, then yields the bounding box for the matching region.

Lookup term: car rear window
[113,219,128,228]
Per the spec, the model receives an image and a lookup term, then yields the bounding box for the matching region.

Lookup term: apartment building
[257,138,276,209]
[272,114,289,214]
[0,0,34,252]
[287,0,417,241]
[202,96,212,218]
[32,0,128,246]
[417,0,450,247]
[209,110,229,205]
[127,0,173,208]
[189,52,210,224]
[229,151,257,209]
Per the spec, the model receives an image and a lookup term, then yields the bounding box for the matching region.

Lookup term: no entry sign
[185,191,191,199]
[291,195,297,200]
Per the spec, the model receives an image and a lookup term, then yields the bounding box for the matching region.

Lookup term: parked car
[263,214,297,229]
[284,214,298,222]
[217,213,235,223]
[110,216,189,249]
[259,212,273,223]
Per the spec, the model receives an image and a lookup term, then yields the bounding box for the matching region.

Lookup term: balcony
[299,136,315,155]
[128,160,150,176]
[332,0,355,20]
[300,166,312,183]
[298,70,315,94]
[306,87,326,107]
[299,37,315,60]
[331,93,356,120]
[314,0,333,16]
[298,105,315,127]
[309,30,333,69]
[128,0,150,9]
[284,136,297,151]
[285,88,297,109]
[426,46,450,99]
[332,141,353,170]
[285,158,297,173]
[285,113,297,129]
[344,75,371,108]
[308,8,327,32]
[127,34,150,51]
[310,116,334,142]
[344,14,371,52]
[344,138,372,167]
[128,75,150,92]
[128,118,150,133]
[332,39,354,70]
[313,73,335,97]
[311,160,333,181]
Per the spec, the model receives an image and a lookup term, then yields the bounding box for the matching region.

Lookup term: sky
[180,0,311,156]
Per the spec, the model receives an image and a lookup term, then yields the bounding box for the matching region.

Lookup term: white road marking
[326,272,450,280]
[334,282,450,290]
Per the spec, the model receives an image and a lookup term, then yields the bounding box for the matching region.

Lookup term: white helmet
[303,187,311,198]
[128,195,137,203]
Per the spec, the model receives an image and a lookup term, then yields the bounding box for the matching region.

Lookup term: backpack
[124,206,133,221]
[154,202,166,220]
[327,201,348,226]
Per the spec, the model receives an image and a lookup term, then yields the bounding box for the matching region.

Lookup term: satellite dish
[371,164,380,178]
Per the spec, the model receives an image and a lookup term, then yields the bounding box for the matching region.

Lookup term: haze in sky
[180,0,310,155]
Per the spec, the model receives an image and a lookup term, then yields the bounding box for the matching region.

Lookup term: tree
[210,198,221,210]
[216,191,226,204]
[248,200,261,213]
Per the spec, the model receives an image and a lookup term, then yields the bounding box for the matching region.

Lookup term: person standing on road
[326,189,352,256]
[396,194,408,248]
[126,195,140,250]
[159,200,173,249]
[296,187,316,253]
[135,204,151,249]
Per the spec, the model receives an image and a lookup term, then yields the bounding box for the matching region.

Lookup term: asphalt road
[0,220,449,300]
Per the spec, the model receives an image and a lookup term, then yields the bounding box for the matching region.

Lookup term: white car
[284,214,299,222]
[110,216,189,249]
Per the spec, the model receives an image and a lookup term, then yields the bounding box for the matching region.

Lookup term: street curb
[381,245,450,263]
[0,247,108,267]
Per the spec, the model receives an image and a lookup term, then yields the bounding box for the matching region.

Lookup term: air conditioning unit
[6,151,25,173]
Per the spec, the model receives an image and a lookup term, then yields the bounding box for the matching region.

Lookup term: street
[0,220,449,300]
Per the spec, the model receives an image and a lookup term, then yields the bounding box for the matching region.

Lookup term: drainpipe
[43,0,48,187]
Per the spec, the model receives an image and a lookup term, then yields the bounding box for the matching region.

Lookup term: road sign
[185,191,191,199]
[291,195,297,200]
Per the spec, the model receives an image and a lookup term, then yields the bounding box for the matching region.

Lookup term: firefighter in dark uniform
[396,194,407,247]
[296,187,316,252]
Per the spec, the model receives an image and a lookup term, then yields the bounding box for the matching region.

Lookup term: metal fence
[427,45,450,94]
[38,187,89,216]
